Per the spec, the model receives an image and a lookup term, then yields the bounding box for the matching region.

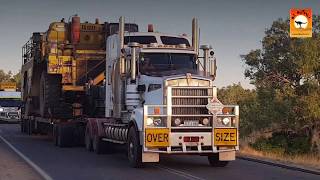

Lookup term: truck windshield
[0,99,21,107]
[139,53,197,76]
[160,36,190,46]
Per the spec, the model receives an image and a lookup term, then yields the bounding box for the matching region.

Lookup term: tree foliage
[218,84,258,136]
[242,15,320,131]
[0,69,21,89]
[219,16,320,154]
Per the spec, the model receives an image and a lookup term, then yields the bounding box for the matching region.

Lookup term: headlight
[202,118,209,126]
[174,118,181,126]
[146,117,163,126]
[153,118,162,126]
[146,118,154,126]
[222,117,230,125]
[0,108,3,112]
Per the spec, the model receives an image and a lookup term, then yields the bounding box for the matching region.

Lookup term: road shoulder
[237,154,320,176]
[0,136,43,180]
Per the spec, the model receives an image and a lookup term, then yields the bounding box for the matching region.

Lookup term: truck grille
[171,88,212,115]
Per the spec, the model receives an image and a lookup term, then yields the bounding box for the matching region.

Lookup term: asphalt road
[0,124,319,180]
[0,135,42,180]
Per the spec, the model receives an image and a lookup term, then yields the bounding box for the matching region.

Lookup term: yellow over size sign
[145,128,169,147]
[0,82,16,90]
[214,128,237,146]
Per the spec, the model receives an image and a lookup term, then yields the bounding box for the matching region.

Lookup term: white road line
[152,164,206,180]
[0,135,53,180]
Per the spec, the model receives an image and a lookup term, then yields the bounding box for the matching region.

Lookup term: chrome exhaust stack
[128,42,140,82]
[119,16,125,75]
[192,18,199,55]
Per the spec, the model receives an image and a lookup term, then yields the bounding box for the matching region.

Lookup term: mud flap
[142,152,159,163]
[219,151,235,161]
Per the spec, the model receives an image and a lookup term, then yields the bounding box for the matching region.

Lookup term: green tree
[218,83,258,136]
[242,15,320,131]
[12,72,21,90]
[0,69,12,82]
[0,70,21,90]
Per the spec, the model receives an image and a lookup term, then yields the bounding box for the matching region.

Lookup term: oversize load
[0,82,16,90]
[214,128,237,146]
[145,128,169,147]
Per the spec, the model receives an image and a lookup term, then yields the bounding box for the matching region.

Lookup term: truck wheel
[85,127,93,151]
[208,153,229,167]
[39,72,61,117]
[127,127,142,168]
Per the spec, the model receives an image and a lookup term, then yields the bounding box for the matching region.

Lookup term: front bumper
[144,131,239,154]
[0,117,20,122]
[143,105,239,154]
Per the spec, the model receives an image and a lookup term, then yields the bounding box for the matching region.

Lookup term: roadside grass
[238,142,320,171]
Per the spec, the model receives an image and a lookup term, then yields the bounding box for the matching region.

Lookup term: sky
[0,0,319,89]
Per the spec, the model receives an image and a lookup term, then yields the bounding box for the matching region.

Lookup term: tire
[20,119,25,133]
[23,119,29,134]
[57,124,74,148]
[53,125,58,146]
[27,119,34,135]
[73,124,85,146]
[85,127,93,151]
[127,126,143,168]
[208,153,229,167]
[39,72,61,118]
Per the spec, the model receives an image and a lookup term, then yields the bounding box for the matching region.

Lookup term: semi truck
[0,83,21,122]
[21,16,239,168]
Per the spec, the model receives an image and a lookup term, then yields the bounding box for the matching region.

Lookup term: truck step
[101,138,126,144]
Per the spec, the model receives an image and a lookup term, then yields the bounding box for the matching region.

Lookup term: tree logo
[290,8,312,38]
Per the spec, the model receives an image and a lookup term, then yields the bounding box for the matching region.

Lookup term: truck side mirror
[137,84,146,92]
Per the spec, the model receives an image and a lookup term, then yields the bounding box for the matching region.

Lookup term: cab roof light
[154,107,161,115]
[148,24,154,32]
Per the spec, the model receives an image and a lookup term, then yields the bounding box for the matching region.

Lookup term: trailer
[20,15,138,141]
[21,16,240,168]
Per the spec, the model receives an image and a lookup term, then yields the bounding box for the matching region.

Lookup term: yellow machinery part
[47,22,68,42]
[93,71,105,85]
[62,85,84,91]
[48,55,73,84]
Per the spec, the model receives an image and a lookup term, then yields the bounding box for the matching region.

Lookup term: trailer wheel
[127,127,142,168]
[20,119,25,133]
[57,124,74,148]
[53,125,58,146]
[208,153,229,167]
[23,118,29,134]
[26,119,35,135]
[39,72,61,117]
[85,127,93,151]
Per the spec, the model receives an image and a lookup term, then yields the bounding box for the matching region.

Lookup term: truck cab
[0,90,21,122]
[101,17,239,167]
